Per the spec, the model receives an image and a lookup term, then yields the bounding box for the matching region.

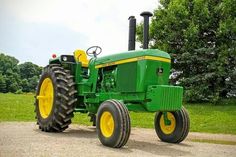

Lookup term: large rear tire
[154,107,190,143]
[96,99,131,148]
[35,64,77,132]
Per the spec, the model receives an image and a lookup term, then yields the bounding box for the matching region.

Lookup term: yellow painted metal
[74,49,89,67]
[160,112,176,134]
[37,78,54,119]
[95,56,171,69]
[145,56,170,63]
[100,111,115,138]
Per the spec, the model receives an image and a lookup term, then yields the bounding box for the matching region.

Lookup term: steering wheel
[86,46,102,58]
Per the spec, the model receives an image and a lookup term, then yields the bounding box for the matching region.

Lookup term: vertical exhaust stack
[140,11,153,49]
[128,16,136,51]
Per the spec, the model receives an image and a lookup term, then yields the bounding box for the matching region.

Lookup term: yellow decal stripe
[95,56,170,69]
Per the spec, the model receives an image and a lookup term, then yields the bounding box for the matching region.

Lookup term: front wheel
[154,107,190,143]
[96,99,131,148]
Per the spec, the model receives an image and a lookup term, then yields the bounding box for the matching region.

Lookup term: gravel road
[0,122,236,157]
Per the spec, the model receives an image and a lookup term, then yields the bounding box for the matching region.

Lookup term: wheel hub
[37,78,54,119]
[100,111,114,138]
[160,112,176,134]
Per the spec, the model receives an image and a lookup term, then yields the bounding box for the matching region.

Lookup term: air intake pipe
[140,11,153,49]
[128,16,136,51]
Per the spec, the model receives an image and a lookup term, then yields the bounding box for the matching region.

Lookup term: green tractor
[35,11,189,148]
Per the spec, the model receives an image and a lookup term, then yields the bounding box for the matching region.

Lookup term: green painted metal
[116,62,137,92]
[84,92,146,113]
[99,67,117,92]
[95,58,170,93]
[49,57,60,64]
[95,49,170,65]
[84,92,146,103]
[126,103,147,112]
[145,85,183,111]
[88,58,99,93]
[82,85,183,113]
[49,49,184,114]
[163,112,171,125]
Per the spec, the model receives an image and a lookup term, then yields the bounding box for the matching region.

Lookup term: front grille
[145,85,183,111]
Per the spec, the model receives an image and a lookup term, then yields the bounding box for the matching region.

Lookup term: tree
[0,53,19,75]
[137,0,236,102]
[28,76,39,92]
[0,53,42,93]
[0,74,7,93]
[8,82,19,93]
[21,79,30,92]
[19,62,42,80]
[18,62,42,92]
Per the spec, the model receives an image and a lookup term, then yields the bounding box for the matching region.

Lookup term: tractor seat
[74,50,89,67]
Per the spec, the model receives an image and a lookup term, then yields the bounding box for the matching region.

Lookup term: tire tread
[35,64,77,132]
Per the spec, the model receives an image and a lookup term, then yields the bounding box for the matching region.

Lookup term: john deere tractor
[35,11,189,148]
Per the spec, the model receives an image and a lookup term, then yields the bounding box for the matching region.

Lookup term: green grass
[0,93,35,121]
[185,104,236,134]
[0,93,236,134]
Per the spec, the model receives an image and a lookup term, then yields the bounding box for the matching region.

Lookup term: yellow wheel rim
[37,78,54,119]
[160,112,176,135]
[100,111,115,138]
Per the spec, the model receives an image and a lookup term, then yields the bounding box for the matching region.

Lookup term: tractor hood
[95,49,171,69]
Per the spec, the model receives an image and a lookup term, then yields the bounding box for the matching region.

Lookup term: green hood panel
[95,49,170,65]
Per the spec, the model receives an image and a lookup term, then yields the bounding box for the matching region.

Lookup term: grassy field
[0,93,236,134]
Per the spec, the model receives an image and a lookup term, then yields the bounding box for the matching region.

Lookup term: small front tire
[154,107,190,143]
[96,99,131,148]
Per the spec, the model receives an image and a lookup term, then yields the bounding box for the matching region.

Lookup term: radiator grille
[145,85,183,111]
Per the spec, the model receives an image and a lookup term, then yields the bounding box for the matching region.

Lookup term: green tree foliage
[137,0,236,102]
[21,79,30,92]
[0,74,7,93]
[0,53,19,75]
[28,76,39,92]
[0,53,42,93]
[18,62,42,92]
[8,82,19,93]
[19,62,41,79]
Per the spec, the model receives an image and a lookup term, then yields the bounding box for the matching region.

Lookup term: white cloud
[1,0,159,65]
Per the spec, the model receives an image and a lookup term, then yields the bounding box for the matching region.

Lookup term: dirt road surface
[0,122,236,157]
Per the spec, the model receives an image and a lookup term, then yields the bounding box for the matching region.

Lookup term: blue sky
[0,0,158,66]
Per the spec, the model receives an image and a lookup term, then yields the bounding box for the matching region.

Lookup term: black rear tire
[154,107,190,143]
[35,64,77,132]
[96,99,131,148]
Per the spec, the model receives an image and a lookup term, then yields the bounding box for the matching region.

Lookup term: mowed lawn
[0,93,236,134]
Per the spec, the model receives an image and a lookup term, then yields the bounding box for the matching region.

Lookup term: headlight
[62,56,67,61]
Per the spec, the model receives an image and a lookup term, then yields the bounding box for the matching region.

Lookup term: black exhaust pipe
[140,11,153,49]
[128,16,136,51]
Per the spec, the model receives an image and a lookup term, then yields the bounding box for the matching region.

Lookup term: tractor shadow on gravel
[124,140,192,156]
[34,126,97,139]
[98,139,192,156]
[35,126,192,156]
